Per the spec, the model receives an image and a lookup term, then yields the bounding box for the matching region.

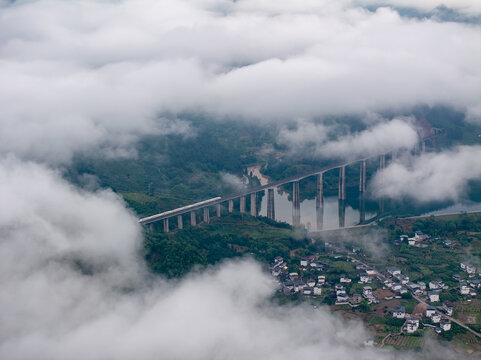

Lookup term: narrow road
[412,294,481,339]
[347,256,481,338]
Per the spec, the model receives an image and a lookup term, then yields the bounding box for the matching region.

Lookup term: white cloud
[2,157,469,360]
[279,117,419,160]
[0,0,479,163]
[371,146,481,202]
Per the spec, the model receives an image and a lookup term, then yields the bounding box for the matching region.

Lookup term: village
[270,230,481,344]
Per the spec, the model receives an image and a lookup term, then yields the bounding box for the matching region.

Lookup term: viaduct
[139,135,439,232]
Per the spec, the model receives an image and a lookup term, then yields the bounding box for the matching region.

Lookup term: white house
[307,278,316,287]
[271,267,282,277]
[313,286,322,296]
[460,283,470,295]
[408,238,416,246]
[428,291,440,302]
[303,287,313,296]
[363,286,373,297]
[317,275,326,285]
[425,306,436,317]
[340,274,352,283]
[300,258,309,267]
[336,288,347,296]
[359,272,370,283]
[404,319,420,333]
[293,279,305,292]
[466,265,476,275]
[443,302,453,316]
[440,319,451,331]
[429,279,444,290]
[387,267,401,276]
[460,262,467,270]
[336,293,349,304]
[365,267,376,276]
[392,283,402,291]
[431,313,441,323]
[398,287,408,294]
[393,306,406,319]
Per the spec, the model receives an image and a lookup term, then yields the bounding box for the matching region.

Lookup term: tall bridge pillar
[316,173,323,207]
[338,166,346,200]
[316,173,324,230]
[359,194,366,223]
[421,140,426,153]
[359,160,366,193]
[228,199,234,213]
[240,196,246,213]
[250,193,257,216]
[292,181,300,226]
[267,188,275,220]
[190,211,196,226]
[380,154,386,170]
[216,203,221,217]
[338,200,345,228]
[163,218,169,233]
[177,215,183,230]
[203,207,210,223]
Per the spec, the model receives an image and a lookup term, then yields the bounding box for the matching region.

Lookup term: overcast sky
[1,1,480,358]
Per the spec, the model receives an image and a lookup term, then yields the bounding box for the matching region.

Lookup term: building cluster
[450,263,481,298]
[399,231,430,247]
[271,256,327,297]
[270,246,479,338]
[392,302,452,334]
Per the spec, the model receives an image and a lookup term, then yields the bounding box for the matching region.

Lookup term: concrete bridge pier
[316,173,323,207]
[316,173,324,230]
[359,160,366,193]
[216,203,221,217]
[163,218,169,233]
[177,215,183,230]
[316,201,324,231]
[250,193,257,216]
[292,181,301,226]
[149,223,154,232]
[359,193,366,223]
[190,211,196,226]
[380,154,386,170]
[338,166,346,200]
[203,207,210,223]
[240,196,246,213]
[267,188,275,220]
[421,140,426,153]
[228,199,234,213]
[338,200,345,228]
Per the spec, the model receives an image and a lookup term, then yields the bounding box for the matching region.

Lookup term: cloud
[371,146,481,202]
[2,156,470,360]
[362,0,481,16]
[0,0,480,164]
[220,171,247,191]
[320,227,390,258]
[279,117,419,160]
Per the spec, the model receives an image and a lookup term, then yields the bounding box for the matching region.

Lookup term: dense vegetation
[144,214,311,277]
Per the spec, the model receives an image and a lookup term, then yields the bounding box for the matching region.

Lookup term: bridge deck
[139,158,363,224]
